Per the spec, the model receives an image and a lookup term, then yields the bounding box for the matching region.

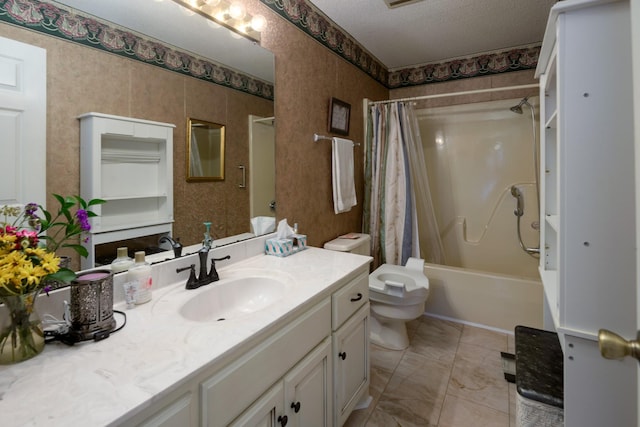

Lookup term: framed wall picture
[329,97,351,136]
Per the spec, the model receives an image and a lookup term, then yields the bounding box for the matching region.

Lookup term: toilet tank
[323,233,371,256]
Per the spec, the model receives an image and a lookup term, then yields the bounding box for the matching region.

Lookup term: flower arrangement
[0,194,104,364]
[0,194,105,296]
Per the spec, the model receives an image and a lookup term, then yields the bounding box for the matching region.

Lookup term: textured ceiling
[308,0,558,70]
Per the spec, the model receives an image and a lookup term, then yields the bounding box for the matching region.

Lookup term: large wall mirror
[52,0,276,261]
[187,118,225,182]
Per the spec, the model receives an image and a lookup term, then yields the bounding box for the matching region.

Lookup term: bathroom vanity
[0,238,371,427]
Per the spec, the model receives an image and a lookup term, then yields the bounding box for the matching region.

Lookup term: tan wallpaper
[0,0,538,264]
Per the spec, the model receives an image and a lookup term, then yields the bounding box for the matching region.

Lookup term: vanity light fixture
[170,0,266,43]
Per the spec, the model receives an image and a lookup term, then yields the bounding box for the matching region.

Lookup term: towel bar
[313,133,360,146]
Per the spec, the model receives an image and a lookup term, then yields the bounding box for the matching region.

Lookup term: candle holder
[69,270,116,341]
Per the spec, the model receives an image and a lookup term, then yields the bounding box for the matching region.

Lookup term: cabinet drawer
[332,271,368,330]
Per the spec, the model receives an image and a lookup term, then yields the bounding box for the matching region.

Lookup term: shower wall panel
[418,98,540,279]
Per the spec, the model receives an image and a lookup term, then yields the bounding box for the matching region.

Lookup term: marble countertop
[0,247,371,426]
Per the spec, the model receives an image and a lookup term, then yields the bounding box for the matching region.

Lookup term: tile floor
[344,315,517,427]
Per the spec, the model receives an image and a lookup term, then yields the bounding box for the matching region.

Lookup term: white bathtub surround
[1,240,371,426]
[418,98,540,279]
[423,263,543,332]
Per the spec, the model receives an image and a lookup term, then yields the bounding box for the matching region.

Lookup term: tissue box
[265,238,293,257]
[265,234,307,257]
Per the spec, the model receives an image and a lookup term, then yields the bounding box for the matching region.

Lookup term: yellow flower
[37,250,61,274]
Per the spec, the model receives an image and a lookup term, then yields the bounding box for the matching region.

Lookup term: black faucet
[159,235,183,258]
[176,251,231,290]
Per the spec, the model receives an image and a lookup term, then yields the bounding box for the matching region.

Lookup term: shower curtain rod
[367,83,539,106]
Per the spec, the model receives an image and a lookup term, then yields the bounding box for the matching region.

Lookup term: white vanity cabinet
[0,249,373,426]
[536,0,636,425]
[209,268,370,427]
[331,271,370,427]
[119,261,371,427]
[231,337,332,427]
[201,299,331,427]
[78,112,175,269]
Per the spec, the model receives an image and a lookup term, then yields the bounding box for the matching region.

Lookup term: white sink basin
[179,276,287,322]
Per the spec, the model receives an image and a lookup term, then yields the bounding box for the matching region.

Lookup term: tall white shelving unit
[536,0,637,425]
[79,113,175,270]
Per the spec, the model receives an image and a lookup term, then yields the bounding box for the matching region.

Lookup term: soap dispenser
[128,251,153,305]
[111,247,134,273]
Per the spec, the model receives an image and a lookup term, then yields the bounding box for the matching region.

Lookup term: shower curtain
[364,101,445,268]
[190,132,203,176]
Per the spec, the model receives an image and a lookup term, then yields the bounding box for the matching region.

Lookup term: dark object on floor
[515,325,564,426]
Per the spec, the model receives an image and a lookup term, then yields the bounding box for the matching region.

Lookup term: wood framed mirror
[186,118,225,182]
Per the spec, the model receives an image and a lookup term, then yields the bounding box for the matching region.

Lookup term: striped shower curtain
[364,101,445,268]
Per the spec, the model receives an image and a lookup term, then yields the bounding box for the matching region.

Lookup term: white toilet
[324,233,430,350]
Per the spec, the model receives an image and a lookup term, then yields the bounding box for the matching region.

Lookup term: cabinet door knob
[278,415,288,426]
[598,329,640,361]
[339,351,347,360]
[291,401,301,413]
[350,293,363,302]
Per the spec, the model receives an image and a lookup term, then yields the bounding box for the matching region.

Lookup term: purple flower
[25,203,38,217]
[76,209,91,232]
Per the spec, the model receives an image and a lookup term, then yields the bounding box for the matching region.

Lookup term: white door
[633,0,640,424]
[601,0,640,424]
[0,36,46,208]
[249,115,275,218]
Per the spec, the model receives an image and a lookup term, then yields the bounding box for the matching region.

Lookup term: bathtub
[423,263,543,332]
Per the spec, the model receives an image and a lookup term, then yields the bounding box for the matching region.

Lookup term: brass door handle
[598,329,640,362]
[238,165,246,188]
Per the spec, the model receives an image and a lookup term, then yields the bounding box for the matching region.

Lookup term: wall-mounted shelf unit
[79,113,175,270]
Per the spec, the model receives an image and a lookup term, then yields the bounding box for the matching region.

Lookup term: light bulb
[250,14,266,32]
[229,2,246,20]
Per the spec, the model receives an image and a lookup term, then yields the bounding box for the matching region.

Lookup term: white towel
[332,137,357,214]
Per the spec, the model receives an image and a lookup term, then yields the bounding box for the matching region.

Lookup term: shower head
[510,97,530,114]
